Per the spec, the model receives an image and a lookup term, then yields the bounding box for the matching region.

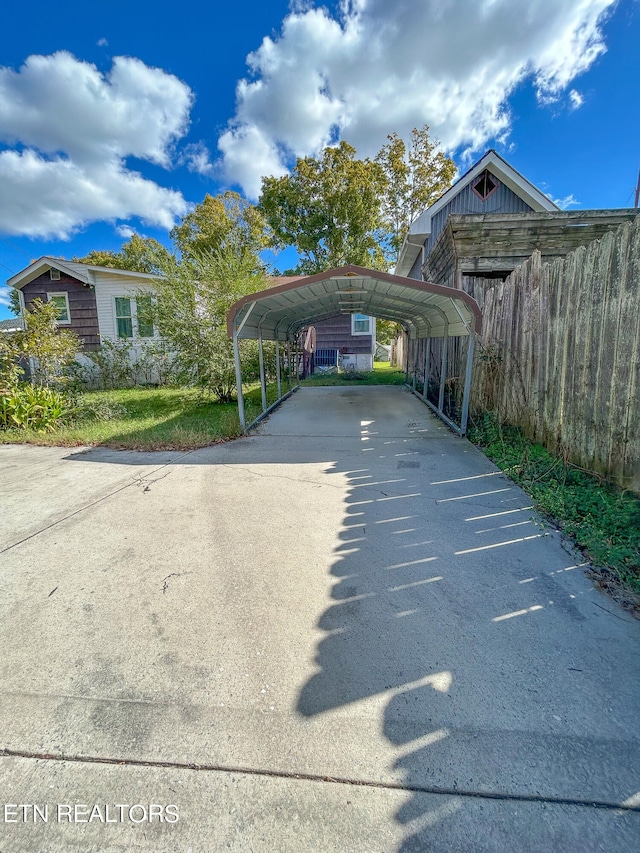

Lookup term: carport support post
[287,342,293,390]
[438,325,449,413]
[424,336,431,399]
[404,334,410,384]
[258,329,267,413]
[412,340,417,392]
[232,326,246,431]
[275,339,282,399]
[460,332,476,435]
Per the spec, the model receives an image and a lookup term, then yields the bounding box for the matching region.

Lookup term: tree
[151,246,269,402]
[0,299,80,389]
[170,191,268,262]
[260,141,388,274]
[74,234,172,274]
[376,126,456,263]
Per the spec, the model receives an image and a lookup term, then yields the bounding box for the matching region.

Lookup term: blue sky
[1,0,639,319]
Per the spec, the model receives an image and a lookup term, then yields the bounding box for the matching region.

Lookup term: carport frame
[227,265,481,434]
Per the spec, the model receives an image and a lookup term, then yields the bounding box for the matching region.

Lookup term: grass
[468,413,640,600]
[300,361,406,387]
[0,386,266,451]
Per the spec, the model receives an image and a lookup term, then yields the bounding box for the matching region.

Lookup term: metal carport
[227,264,482,435]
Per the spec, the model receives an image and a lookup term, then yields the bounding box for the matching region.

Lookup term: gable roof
[395,149,559,277]
[7,256,160,290]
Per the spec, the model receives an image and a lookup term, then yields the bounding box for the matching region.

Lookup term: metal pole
[424,335,431,399]
[258,329,267,413]
[287,342,293,390]
[460,332,476,435]
[275,339,282,399]
[404,333,410,384]
[438,324,449,414]
[412,339,417,392]
[232,326,245,431]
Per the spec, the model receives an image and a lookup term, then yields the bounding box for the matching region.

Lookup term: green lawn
[0,386,274,451]
[300,362,405,387]
[0,365,405,450]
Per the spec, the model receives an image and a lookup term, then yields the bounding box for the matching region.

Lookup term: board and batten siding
[422,180,534,261]
[473,217,640,493]
[94,272,159,341]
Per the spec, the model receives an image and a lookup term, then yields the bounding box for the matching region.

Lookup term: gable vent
[49,269,61,281]
[472,170,498,201]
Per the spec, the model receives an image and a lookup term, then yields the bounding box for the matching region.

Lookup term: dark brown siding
[314,314,373,354]
[21,272,100,350]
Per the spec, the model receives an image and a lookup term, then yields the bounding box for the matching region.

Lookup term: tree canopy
[260,127,455,273]
[74,234,172,274]
[260,141,388,274]
[170,191,268,264]
[376,126,456,262]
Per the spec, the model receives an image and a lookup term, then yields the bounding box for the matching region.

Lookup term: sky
[1,0,639,319]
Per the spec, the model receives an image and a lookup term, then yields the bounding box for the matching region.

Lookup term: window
[114,295,155,339]
[351,313,371,335]
[472,170,498,201]
[47,292,71,324]
[115,297,133,338]
[136,295,155,338]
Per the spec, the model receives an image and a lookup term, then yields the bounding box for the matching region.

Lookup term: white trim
[351,313,372,335]
[7,256,160,290]
[396,149,559,277]
[112,293,157,340]
[47,291,71,325]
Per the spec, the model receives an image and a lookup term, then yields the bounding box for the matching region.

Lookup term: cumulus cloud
[219,0,615,198]
[0,51,195,238]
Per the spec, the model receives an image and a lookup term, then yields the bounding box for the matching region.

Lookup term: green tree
[151,246,269,402]
[170,191,268,262]
[0,298,80,389]
[376,126,456,262]
[260,141,388,274]
[74,234,172,274]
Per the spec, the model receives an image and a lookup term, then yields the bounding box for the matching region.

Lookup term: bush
[0,384,72,432]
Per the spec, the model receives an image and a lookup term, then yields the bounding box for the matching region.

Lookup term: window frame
[351,313,372,336]
[113,293,157,340]
[471,170,499,202]
[47,291,71,325]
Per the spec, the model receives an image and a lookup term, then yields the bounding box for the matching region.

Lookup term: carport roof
[227,265,481,341]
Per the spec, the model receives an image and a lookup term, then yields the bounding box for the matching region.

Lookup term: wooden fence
[472,217,640,492]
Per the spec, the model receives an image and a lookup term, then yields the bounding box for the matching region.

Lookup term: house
[396,149,639,307]
[7,257,160,350]
[312,313,377,371]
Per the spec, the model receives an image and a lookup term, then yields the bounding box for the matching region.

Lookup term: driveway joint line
[1,748,637,813]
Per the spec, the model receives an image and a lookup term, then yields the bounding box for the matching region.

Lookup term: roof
[426,209,640,282]
[227,265,481,341]
[395,150,559,277]
[7,256,159,290]
[0,317,25,333]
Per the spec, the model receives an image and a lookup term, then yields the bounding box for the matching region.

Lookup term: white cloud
[97,38,108,47]
[568,89,585,109]
[553,193,580,209]
[0,51,196,238]
[219,0,615,198]
[181,141,215,176]
[0,286,11,308]
[115,224,136,239]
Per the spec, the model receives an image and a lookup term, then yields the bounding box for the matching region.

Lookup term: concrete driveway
[1,385,638,852]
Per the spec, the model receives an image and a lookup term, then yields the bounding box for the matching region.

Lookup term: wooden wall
[21,273,100,350]
[472,218,640,493]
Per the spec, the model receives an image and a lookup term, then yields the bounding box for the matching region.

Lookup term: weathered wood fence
[472,217,640,492]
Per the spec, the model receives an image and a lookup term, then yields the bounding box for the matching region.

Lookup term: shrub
[0,384,71,432]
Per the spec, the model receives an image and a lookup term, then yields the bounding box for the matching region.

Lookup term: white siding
[94,273,159,342]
